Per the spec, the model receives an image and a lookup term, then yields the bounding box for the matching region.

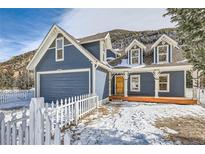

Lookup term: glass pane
[131,49,139,64]
[158,46,167,54]
[159,76,167,82]
[132,58,138,64]
[131,76,139,91]
[57,49,63,60]
[159,83,167,90]
[57,39,63,49]
[159,55,167,62]
[132,77,139,82]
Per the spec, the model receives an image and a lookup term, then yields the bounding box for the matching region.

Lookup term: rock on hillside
[0,50,36,89]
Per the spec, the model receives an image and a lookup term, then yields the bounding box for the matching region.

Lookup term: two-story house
[27,24,198,104]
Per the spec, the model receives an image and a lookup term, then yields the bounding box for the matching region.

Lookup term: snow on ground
[70,102,205,145]
[0,100,30,122]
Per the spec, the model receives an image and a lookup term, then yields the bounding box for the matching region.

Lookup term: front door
[115,76,124,95]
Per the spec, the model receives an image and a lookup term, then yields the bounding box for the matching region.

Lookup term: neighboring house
[27,24,198,104]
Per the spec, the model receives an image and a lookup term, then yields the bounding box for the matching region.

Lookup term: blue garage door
[40,71,90,103]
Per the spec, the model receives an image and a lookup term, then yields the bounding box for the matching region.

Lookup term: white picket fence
[0,90,34,104]
[49,94,99,130]
[0,93,99,145]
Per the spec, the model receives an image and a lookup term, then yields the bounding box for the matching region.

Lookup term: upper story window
[157,45,169,63]
[130,48,140,64]
[159,74,170,92]
[55,37,64,62]
[130,75,140,92]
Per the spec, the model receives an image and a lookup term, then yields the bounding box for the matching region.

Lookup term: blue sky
[0,8,175,62]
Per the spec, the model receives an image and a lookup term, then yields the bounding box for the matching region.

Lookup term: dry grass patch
[155,116,205,145]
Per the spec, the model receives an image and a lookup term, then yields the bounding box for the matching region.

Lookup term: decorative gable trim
[151,34,178,49]
[125,39,146,52]
[27,25,99,70]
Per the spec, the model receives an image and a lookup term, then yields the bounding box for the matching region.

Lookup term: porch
[109,95,197,105]
[108,66,200,105]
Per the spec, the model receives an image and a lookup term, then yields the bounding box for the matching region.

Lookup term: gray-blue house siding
[95,67,109,100]
[128,72,155,96]
[112,71,185,97]
[82,41,101,60]
[35,44,93,102]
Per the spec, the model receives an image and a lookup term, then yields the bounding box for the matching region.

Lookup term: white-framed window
[159,74,170,92]
[130,48,140,64]
[55,37,64,62]
[157,45,169,63]
[130,75,140,92]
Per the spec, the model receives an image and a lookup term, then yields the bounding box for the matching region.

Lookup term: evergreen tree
[164,8,205,72]
[0,71,14,89]
[14,71,34,90]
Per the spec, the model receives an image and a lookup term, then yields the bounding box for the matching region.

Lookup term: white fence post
[63,131,71,145]
[12,123,17,145]
[45,115,51,145]
[6,121,11,145]
[24,126,29,145]
[29,97,44,145]
[0,113,5,145]
[60,99,64,128]
[35,109,44,145]
[68,97,71,125]
[18,124,23,145]
[75,96,79,125]
[56,100,59,124]
[54,123,61,145]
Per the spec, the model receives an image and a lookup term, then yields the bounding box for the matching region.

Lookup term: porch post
[191,70,198,99]
[124,72,128,97]
[153,70,160,98]
[108,72,112,96]
[92,62,96,95]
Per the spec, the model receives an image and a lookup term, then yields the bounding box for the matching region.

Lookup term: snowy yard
[70,102,205,145]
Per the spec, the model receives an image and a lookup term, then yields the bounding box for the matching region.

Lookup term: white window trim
[130,48,141,65]
[157,45,169,64]
[55,37,64,62]
[130,75,141,92]
[36,68,91,98]
[158,74,170,92]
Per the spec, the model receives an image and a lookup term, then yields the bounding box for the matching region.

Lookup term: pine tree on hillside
[0,71,14,89]
[14,71,34,90]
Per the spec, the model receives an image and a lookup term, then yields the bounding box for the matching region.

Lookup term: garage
[37,69,90,103]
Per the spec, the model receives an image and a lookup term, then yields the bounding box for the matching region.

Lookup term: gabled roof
[77,32,109,44]
[27,25,99,70]
[125,39,146,52]
[151,34,178,49]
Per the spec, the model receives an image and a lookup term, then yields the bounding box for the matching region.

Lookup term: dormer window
[157,45,169,63]
[56,37,64,61]
[130,48,140,64]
